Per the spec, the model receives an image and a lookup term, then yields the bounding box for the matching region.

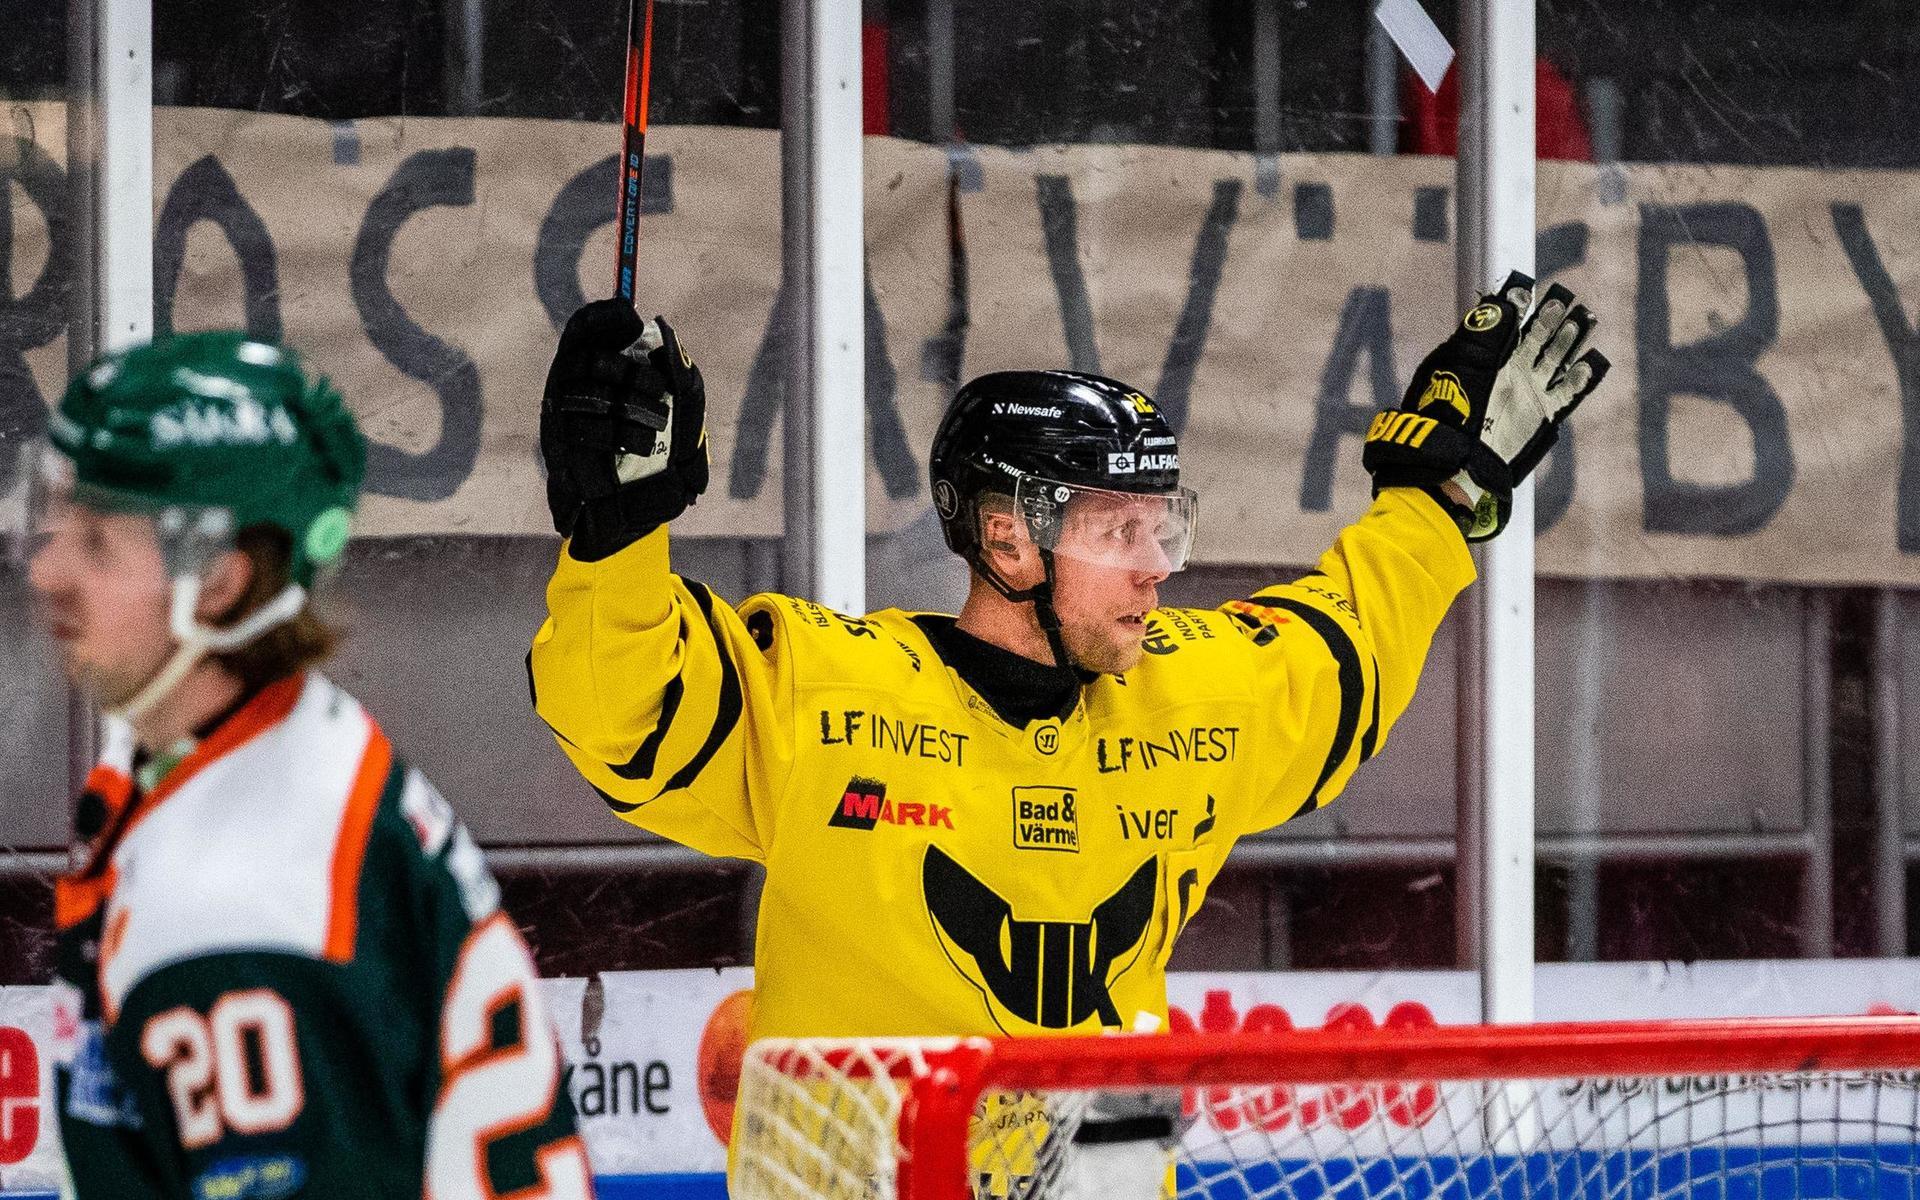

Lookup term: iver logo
[828,777,955,831]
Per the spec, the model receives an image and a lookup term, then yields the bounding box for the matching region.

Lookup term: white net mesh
[735,1039,957,1200]
[733,1033,1920,1200]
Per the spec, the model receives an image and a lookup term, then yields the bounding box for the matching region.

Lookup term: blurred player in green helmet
[26,332,592,1200]
[29,331,363,727]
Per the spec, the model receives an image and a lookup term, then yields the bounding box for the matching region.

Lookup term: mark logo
[828,778,955,831]
[1416,370,1472,420]
[1107,452,1136,475]
[829,778,888,830]
[1032,725,1059,756]
[1013,786,1078,851]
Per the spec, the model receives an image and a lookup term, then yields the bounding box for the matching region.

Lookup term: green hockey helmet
[47,330,366,586]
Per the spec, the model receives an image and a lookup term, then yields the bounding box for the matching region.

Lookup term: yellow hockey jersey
[529,488,1473,1041]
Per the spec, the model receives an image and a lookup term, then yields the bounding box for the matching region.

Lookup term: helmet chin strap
[1024,549,1076,678]
[978,548,1078,680]
[107,574,309,724]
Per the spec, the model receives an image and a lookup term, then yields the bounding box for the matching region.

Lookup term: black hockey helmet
[928,370,1197,672]
[929,370,1191,569]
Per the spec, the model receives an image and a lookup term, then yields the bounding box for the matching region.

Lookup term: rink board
[1181,1145,1920,1200]
[622,1147,1920,1200]
[12,961,1920,1195]
[22,1148,1909,1200]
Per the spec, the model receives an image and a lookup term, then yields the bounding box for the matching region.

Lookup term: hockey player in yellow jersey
[530,274,1607,1045]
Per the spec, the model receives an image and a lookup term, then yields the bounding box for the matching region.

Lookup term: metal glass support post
[780,0,812,598]
[808,0,866,614]
[1584,78,1627,205]
[65,0,98,803]
[63,0,151,795]
[445,0,485,115]
[1801,592,1834,957]
[926,0,954,143]
[780,0,866,613]
[1252,0,1281,193]
[90,0,152,355]
[1454,0,1534,1026]
[1875,591,1907,957]
[66,0,97,374]
[1364,10,1399,156]
[1564,585,1609,962]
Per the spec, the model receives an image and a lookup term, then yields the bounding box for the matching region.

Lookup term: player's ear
[979,508,1041,586]
[196,546,258,626]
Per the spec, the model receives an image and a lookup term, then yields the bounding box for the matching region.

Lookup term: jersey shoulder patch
[737,593,931,689]
[100,673,398,1016]
[1128,606,1266,675]
[390,765,501,925]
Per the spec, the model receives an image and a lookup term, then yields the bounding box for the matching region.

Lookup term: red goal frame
[755,1018,1920,1200]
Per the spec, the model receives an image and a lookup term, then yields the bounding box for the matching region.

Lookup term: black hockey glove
[540,299,709,562]
[1363,271,1609,541]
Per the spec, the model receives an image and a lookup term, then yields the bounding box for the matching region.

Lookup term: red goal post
[734,1017,1920,1200]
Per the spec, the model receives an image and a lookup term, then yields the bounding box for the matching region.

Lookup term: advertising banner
[8,109,1920,584]
[3,961,1920,1193]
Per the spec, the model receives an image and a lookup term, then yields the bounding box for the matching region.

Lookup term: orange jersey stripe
[324,720,392,963]
[53,864,117,931]
[98,905,131,1024]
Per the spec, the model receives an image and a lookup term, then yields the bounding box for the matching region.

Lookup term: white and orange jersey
[51,672,590,1200]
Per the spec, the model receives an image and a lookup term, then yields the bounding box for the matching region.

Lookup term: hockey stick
[613,0,656,302]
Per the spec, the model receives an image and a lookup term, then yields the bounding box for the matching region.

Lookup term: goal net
[731,1018,1920,1200]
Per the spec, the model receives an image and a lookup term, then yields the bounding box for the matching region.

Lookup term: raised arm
[528,301,787,861]
[1233,273,1608,832]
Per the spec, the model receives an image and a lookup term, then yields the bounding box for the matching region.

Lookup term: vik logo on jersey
[923,846,1156,1032]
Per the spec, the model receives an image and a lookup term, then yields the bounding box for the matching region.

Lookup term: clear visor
[1012,475,1198,574]
[12,445,235,577]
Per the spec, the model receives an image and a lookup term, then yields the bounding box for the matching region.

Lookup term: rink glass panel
[1531,0,1913,964]
[5,0,1919,977]
[2,1,81,975]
